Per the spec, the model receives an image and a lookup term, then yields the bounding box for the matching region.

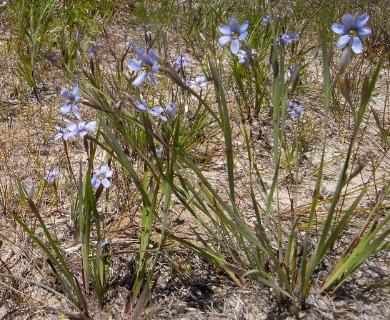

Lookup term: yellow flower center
[141,65,152,72]
[98,174,104,180]
[349,29,358,37]
[58,312,66,319]
[232,32,238,39]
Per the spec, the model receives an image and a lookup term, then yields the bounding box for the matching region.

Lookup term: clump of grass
[0,0,388,318]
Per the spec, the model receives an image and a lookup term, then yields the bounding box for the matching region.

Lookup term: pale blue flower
[218,18,249,54]
[60,84,81,119]
[89,41,103,47]
[155,146,163,157]
[87,48,97,56]
[63,119,97,139]
[91,164,113,189]
[280,31,298,44]
[54,126,68,141]
[281,31,298,43]
[166,103,177,119]
[274,31,298,48]
[188,75,206,88]
[287,101,305,118]
[44,167,60,184]
[331,13,372,54]
[126,41,136,49]
[262,15,272,24]
[137,23,151,30]
[173,55,189,68]
[135,102,167,121]
[128,48,159,88]
[100,241,109,251]
[236,49,256,64]
[87,41,102,56]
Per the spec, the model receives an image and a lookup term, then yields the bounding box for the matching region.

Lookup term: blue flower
[135,101,167,121]
[262,14,272,24]
[89,40,103,47]
[236,49,256,64]
[187,75,207,89]
[60,84,81,119]
[87,48,97,56]
[91,164,113,189]
[87,41,102,56]
[173,55,189,68]
[54,126,68,141]
[63,119,97,139]
[287,101,305,118]
[277,31,298,46]
[281,31,298,44]
[331,13,372,54]
[137,23,151,30]
[166,103,177,119]
[126,41,136,49]
[218,18,249,54]
[44,167,60,184]
[128,48,159,88]
[155,146,163,158]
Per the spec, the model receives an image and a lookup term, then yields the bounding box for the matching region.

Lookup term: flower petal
[136,102,148,111]
[159,115,167,122]
[336,34,351,48]
[341,14,354,30]
[351,36,363,53]
[148,49,156,61]
[60,104,71,115]
[61,89,73,100]
[85,121,97,131]
[91,176,100,188]
[63,132,75,140]
[102,178,111,189]
[195,76,206,84]
[218,24,231,35]
[72,83,79,96]
[228,18,239,33]
[54,133,63,141]
[355,14,369,29]
[100,164,109,173]
[150,107,164,116]
[65,122,78,132]
[358,27,372,38]
[218,35,231,46]
[230,39,239,54]
[152,61,159,73]
[239,20,249,33]
[149,74,158,88]
[71,105,81,119]
[238,31,248,41]
[331,23,345,34]
[128,60,142,71]
[132,71,147,87]
[135,47,146,59]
